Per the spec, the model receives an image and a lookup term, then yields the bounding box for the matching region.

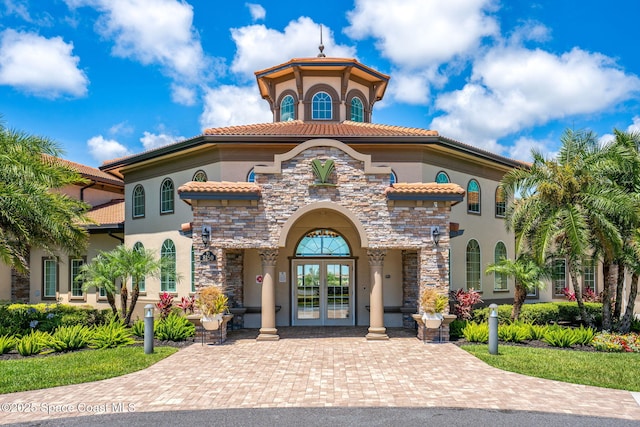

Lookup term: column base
[256,328,280,341]
[366,327,389,340]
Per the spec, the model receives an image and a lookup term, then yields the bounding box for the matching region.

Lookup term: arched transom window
[350,97,364,122]
[296,229,350,257]
[281,95,295,121]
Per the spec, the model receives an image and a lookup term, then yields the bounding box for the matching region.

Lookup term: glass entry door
[292,260,354,326]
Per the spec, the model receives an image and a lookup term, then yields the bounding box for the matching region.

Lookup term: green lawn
[462,344,640,391]
[0,346,178,394]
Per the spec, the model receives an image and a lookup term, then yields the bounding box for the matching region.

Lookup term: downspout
[108,231,124,244]
[80,182,96,202]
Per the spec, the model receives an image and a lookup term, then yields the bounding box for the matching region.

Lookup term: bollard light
[144,304,154,354]
[488,303,498,355]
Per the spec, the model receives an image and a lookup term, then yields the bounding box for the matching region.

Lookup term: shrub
[572,325,595,346]
[449,319,468,339]
[543,328,579,348]
[472,302,603,326]
[176,296,196,315]
[450,288,483,320]
[631,319,640,333]
[16,331,52,356]
[527,324,549,340]
[462,322,489,343]
[498,323,531,343]
[89,319,135,349]
[0,334,16,354]
[131,319,145,338]
[155,313,195,341]
[155,292,174,320]
[49,325,93,352]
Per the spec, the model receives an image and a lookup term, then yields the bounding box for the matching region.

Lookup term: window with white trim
[312,91,332,120]
[493,242,507,290]
[43,258,58,299]
[161,239,176,292]
[160,178,174,214]
[70,257,84,297]
[466,240,481,290]
[133,184,145,218]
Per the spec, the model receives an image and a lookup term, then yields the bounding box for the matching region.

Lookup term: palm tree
[79,252,120,317]
[0,118,90,272]
[485,254,547,321]
[501,129,637,326]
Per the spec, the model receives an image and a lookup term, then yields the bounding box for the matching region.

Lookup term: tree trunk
[601,260,616,330]
[613,260,625,321]
[620,273,638,333]
[106,291,118,317]
[511,282,527,321]
[569,266,590,327]
[120,284,128,320]
[124,285,140,325]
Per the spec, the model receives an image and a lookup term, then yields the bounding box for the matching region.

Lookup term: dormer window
[350,97,364,122]
[281,95,295,121]
[312,91,332,120]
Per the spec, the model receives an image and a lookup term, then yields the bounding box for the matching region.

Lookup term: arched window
[390,170,397,185]
[247,168,255,183]
[467,179,480,214]
[350,97,364,122]
[160,239,176,292]
[435,171,450,184]
[466,239,481,290]
[280,95,295,121]
[296,229,350,257]
[312,91,332,120]
[192,170,207,182]
[495,186,506,217]
[132,184,145,218]
[494,242,507,290]
[133,242,146,292]
[160,178,174,214]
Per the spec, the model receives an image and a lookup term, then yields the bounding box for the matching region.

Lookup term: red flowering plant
[562,287,576,301]
[155,292,174,320]
[176,296,196,315]
[450,288,483,321]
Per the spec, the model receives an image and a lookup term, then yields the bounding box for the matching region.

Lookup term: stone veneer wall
[224,250,244,329]
[11,268,30,302]
[402,250,419,328]
[191,142,452,326]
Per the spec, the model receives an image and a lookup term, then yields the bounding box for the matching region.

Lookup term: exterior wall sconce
[202,225,211,246]
[431,226,441,246]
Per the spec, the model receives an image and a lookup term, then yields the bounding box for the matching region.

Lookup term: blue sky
[1,1,639,167]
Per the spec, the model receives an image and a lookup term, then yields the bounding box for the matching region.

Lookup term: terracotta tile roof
[44,154,123,187]
[203,120,439,137]
[178,181,261,194]
[385,182,465,196]
[84,199,124,226]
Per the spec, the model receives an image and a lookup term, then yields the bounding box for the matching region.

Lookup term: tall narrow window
[495,186,506,218]
[436,171,450,184]
[552,258,566,296]
[43,258,58,299]
[192,170,207,182]
[132,184,145,218]
[160,178,174,214]
[247,168,255,182]
[350,97,364,122]
[280,95,295,121]
[191,245,196,293]
[312,92,332,120]
[161,239,176,292]
[70,258,84,297]
[493,242,507,290]
[582,258,596,293]
[467,179,480,214]
[390,170,397,185]
[466,240,481,290]
[133,242,146,292]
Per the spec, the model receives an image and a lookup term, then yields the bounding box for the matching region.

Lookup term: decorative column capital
[367,248,386,266]
[259,249,278,267]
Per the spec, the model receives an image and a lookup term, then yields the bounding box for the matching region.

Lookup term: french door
[292,260,354,326]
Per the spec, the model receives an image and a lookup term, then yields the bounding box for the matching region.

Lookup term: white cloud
[345,0,498,69]
[200,85,272,129]
[0,29,88,98]
[508,136,556,162]
[66,0,213,102]
[87,135,131,163]
[230,17,356,79]
[139,131,185,150]
[246,3,265,21]
[2,0,31,21]
[431,45,640,153]
[109,121,134,136]
[170,83,197,106]
[627,116,640,133]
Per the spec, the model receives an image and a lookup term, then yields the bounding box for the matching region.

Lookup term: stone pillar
[257,249,279,341]
[401,250,419,329]
[366,248,388,340]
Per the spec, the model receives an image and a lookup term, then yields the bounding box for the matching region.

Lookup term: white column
[366,248,388,340]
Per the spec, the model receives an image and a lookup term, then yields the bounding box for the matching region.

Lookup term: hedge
[472,302,602,326]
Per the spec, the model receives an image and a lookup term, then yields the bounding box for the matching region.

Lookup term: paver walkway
[1,327,639,424]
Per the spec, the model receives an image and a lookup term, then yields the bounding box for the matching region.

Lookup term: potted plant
[196,286,229,331]
[419,287,448,329]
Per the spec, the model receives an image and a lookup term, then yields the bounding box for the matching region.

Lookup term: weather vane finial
[318,24,326,57]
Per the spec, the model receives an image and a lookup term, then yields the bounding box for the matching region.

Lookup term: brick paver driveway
[1,327,639,424]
